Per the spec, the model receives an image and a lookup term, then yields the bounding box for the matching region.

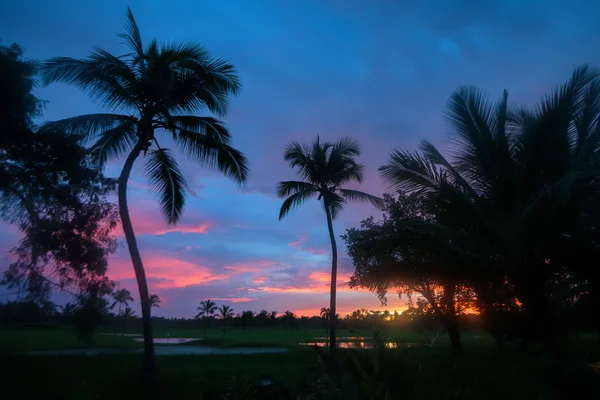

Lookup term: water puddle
[133,338,198,344]
[98,333,142,337]
[24,346,288,356]
[300,341,425,349]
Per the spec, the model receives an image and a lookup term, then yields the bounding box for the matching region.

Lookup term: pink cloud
[154,223,210,236]
[288,233,329,255]
[108,254,229,289]
[224,260,275,274]
[211,297,257,303]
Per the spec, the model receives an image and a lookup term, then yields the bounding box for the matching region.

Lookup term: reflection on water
[132,338,198,344]
[301,341,425,349]
[24,346,288,356]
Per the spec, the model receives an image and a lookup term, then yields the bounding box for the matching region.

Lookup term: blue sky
[1,0,600,317]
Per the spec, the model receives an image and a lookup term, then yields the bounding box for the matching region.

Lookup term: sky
[1,0,600,318]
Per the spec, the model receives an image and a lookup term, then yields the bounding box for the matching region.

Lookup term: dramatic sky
[2,0,600,317]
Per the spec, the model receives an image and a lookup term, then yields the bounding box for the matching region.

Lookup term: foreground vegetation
[1,327,599,399]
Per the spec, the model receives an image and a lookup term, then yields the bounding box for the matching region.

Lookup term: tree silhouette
[39,8,248,380]
[196,299,217,319]
[218,304,234,319]
[111,288,134,316]
[148,294,161,309]
[277,136,382,351]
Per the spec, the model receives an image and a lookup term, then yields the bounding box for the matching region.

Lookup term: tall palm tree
[197,299,217,319]
[277,136,382,351]
[218,304,234,319]
[148,294,161,309]
[39,8,248,379]
[111,288,134,315]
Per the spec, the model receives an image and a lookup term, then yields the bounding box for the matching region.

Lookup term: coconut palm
[111,288,134,315]
[218,304,234,319]
[378,66,600,350]
[39,8,248,379]
[197,299,217,319]
[148,294,161,309]
[277,136,382,351]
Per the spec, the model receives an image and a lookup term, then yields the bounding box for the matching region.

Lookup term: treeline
[344,67,600,355]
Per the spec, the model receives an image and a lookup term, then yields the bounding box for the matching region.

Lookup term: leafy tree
[111,288,134,315]
[197,299,217,319]
[0,44,118,321]
[39,8,248,379]
[277,136,382,351]
[148,294,161,309]
[240,310,254,332]
[283,310,296,329]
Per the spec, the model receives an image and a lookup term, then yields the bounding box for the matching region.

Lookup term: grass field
[1,326,599,399]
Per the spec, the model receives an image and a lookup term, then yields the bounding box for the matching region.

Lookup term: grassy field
[1,326,599,399]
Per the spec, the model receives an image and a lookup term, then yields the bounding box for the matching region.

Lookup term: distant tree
[111,288,134,315]
[218,305,234,321]
[197,299,217,319]
[40,8,248,380]
[148,294,161,309]
[269,311,278,331]
[278,136,382,351]
[58,302,77,317]
[241,310,255,332]
[121,306,137,333]
[283,310,296,329]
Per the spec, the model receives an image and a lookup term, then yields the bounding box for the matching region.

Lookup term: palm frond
[278,189,318,220]
[323,191,345,219]
[331,163,365,186]
[174,128,248,185]
[445,86,498,189]
[574,78,600,164]
[119,7,144,62]
[40,50,139,110]
[145,148,188,224]
[379,149,444,194]
[338,189,384,209]
[276,180,317,198]
[283,141,317,183]
[419,140,478,198]
[90,120,138,167]
[165,116,231,145]
[164,53,240,116]
[40,114,136,143]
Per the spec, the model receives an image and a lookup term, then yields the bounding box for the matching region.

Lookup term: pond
[300,341,425,349]
[24,345,289,356]
[132,337,198,344]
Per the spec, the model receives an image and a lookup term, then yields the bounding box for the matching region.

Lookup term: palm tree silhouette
[148,294,161,309]
[197,299,217,319]
[277,137,382,351]
[111,288,134,315]
[218,304,234,319]
[39,8,248,379]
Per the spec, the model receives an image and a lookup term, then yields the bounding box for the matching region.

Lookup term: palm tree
[39,8,248,379]
[378,66,600,351]
[58,302,77,317]
[197,299,217,319]
[111,288,134,315]
[320,307,330,335]
[148,294,161,309]
[218,304,234,319]
[277,136,382,351]
[121,306,137,333]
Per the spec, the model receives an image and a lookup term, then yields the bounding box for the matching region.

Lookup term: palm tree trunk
[119,141,156,382]
[325,205,337,352]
